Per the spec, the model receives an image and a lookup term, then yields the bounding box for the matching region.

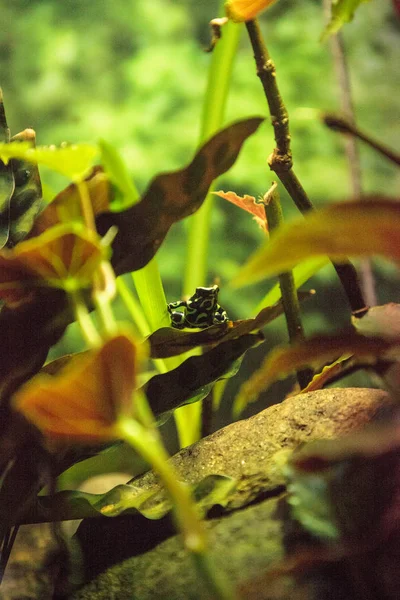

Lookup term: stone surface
[69,388,394,600]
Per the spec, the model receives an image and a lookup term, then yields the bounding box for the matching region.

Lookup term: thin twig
[324,0,376,306]
[245,19,366,316]
[324,114,400,168]
[263,183,312,389]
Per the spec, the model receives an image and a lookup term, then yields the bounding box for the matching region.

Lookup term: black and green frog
[168,285,229,329]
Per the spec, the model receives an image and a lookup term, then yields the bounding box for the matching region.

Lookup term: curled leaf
[96,117,264,275]
[13,333,139,444]
[214,190,268,232]
[232,199,400,288]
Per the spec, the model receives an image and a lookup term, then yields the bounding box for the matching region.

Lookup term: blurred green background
[1,0,399,426]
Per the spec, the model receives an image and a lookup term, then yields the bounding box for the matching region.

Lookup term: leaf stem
[180,6,241,448]
[71,290,101,348]
[117,415,237,599]
[244,18,366,315]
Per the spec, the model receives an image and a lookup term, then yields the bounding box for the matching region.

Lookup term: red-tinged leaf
[299,355,353,394]
[225,0,278,22]
[0,224,107,306]
[13,333,138,444]
[214,190,268,232]
[353,304,400,340]
[96,118,264,275]
[30,166,110,237]
[232,198,400,288]
[233,332,399,416]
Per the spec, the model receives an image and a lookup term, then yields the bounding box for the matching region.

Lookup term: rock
[71,388,393,599]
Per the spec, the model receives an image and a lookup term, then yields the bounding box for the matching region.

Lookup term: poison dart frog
[168,285,229,329]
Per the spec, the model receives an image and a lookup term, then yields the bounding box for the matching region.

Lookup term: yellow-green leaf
[232,199,400,288]
[0,141,98,180]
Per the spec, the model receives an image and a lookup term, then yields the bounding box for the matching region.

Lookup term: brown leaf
[233,332,399,416]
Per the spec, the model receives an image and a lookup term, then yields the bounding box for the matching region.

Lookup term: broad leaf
[148,301,287,359]
[321,0,371,41]
[232,199,400,288]
[353,303,400,340]
[30,166,110,236]
[145,332,264,418]
[287,421,400,544]
[254,258,327,313]
[13,333,139,444]
[96,117,264,275]
[0,140,98,180]
[0,223,107,306]
[21,474,236,525]
[233,332,399,416]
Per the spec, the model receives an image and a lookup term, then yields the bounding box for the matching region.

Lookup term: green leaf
[99,138,140,211]
[321,0,371,41]
[96,117,264,275]
[21,474,236,524]
[0,140,98,180]
[254,258,328,313]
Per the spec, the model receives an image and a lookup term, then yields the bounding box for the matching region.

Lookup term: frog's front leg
[169,310,186,329]
[167,299,187,313]
[212,305,229,325]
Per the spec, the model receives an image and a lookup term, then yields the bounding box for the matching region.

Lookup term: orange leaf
[0,224,107,306]
[233,332,399,416]
[13,333,138,443]
[214,190,268,232]
[232,198,400,288]
[225,0,278,22]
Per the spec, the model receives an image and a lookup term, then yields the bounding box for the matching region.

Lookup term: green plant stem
[245,18,366,316]
[71,290,101,348]
[116,277,150,338]
[184,12,241,294]
[179,8,241,448]
[117,416,237,600]
[263,184,311,389]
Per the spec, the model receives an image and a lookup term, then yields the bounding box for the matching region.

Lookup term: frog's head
[194,285,219,298]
